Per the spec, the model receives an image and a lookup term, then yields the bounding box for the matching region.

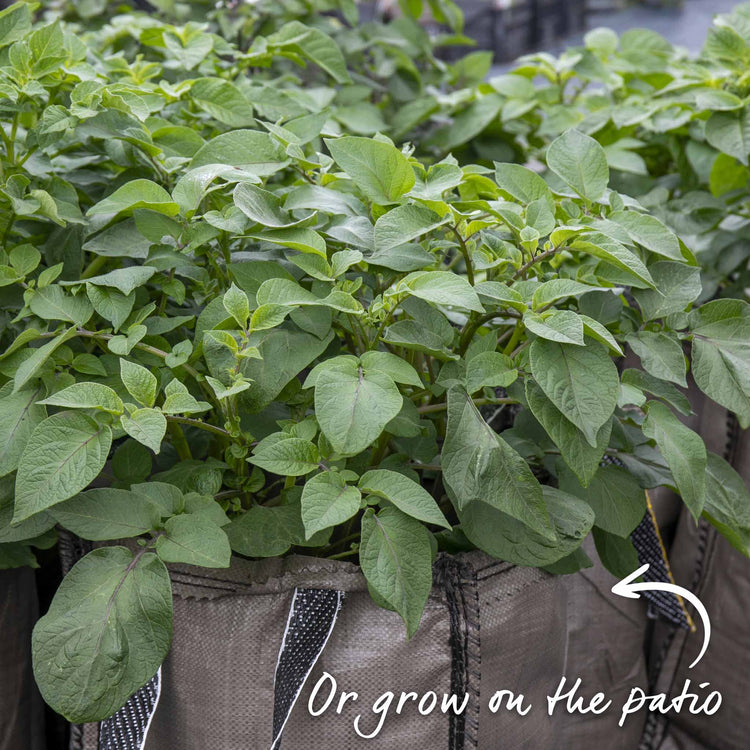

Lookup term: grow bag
[642,384,750,750]
[71,551,567,750]
[0,567,44,750]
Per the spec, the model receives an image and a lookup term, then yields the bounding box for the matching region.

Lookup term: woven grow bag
[641,381,750,750]
[0,566,45,750]
[68,550,567,750]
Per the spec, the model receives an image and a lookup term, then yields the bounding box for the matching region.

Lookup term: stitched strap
[98,670,161,750]
[435,556,481,750]
[630,493,694,631]
[271,587,345,750]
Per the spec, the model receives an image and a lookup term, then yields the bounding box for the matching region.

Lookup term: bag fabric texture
[0,566,45,750]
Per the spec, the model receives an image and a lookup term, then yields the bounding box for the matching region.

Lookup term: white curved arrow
[611,563,711,669]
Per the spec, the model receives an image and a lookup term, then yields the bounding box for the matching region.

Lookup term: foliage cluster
[0,0,749,723]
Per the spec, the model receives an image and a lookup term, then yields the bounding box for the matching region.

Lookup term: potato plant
[0,0,749,726]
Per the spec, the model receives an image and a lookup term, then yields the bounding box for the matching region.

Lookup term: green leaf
[226,502,321,557]
[547,130,609,201]
[249,437,320,476]
[270,21,351,84]
[190,78,254,127]
[609,211,684,262]
[13,327,77,392]
[691,315,750,428]
[592,527,641,580]
[51,488,161,540]
[223,283,250,329]
[702,452,750,556]
[359,468,450,529]
[14,412,112,522]
[398,271,484,313]
[626,331,687,386]
[120,359,157,408]
[643,401,707,520]
[632,262,701,320]
[529,339,619,446]
[32,547,172,722]
[559,464,646,537]
[0,385,46,477]
[359,507,433,638]
[86,285,135,331]
[360,351,423,387]
[156,514,231,568]
[705,105,750,165]
[571,233,655,289]
[531,279,606,311]
[111,440,152,484]
[442,387,553,537]
[524,310,585,345]
[301,471,362,538]
[465,351,517,393]
[75,267,156,296]
[131,482,184,516]
[39,383,124,415]
[233,183,310,228]
[30,286,93,326]
[314,361,403,456]
[458,486,593,567]
[87,180,179,217]
[494,162,554,207]
[374,204,448,251]
[0,2,32,49]
[120,408,167,454]
[189,130,288,174]
[325,136,415,204]
[525,381,610,487]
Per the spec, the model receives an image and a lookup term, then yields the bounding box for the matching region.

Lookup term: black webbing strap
[270,588,345,750]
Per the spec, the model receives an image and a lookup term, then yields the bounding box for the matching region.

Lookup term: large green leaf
[547,130,609,201]
[691,315,750,428]
[189,130,288,174]
[190,78,254,127]
[301,471,361,539]
[14,412,112,522]
[705,105,750,165]
[442,387,553,537]
[325,136,415,204]
[359,507,433,638]
[458,486,594,567]
[156,514,231,568]
[702,452,750,556]
[373,205,448,251]
[358,469,450,528]
[643,401,707,520]
[626,331,687,386]
[32,547,172,722]
[0,385,46,477]
[51,488,161,540]
[559,464,646,537]
[525,381,610,487]
[314,360,402,455]
[529,339,619,446]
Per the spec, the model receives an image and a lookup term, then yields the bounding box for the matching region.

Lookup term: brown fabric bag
[0,567,44,750]
[641,380,750,750]
[71,551,568,750]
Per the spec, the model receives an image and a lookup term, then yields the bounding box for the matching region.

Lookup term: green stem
[167,420,193,460]
[449,225,474,285]
[512,246,558,280]
[502,321,524,356]
[81,255,109,280]
[166,415,233,441]
[418,397,516,415]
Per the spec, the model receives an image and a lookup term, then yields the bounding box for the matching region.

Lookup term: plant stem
[166,415,233,440]
[167,420,193,460]
[513,246,558,280]
[418,397,516,415]
[449,225,474,285]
